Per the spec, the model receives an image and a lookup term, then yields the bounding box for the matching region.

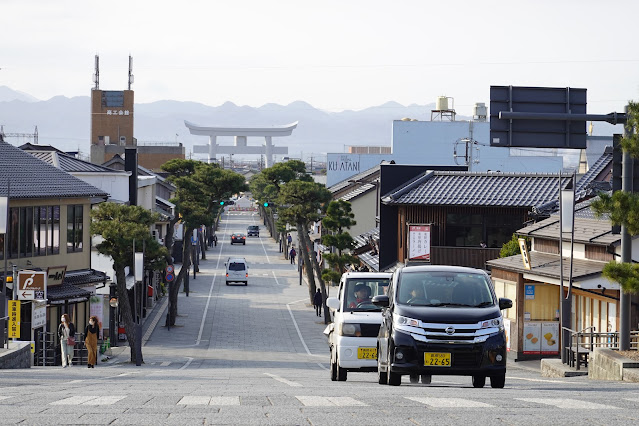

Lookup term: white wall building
[327,120,608,187]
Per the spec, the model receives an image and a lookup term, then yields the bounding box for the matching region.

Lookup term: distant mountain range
[0,86,619,162]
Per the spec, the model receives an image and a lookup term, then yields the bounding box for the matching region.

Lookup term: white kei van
[324,272,391,381]
[225,257,249,286]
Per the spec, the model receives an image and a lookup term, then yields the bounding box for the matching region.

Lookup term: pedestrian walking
[58,314,75,367]
[289,247,296,264]
[313,289,323,316]
[287,233,292,248]
[84,316,100,369]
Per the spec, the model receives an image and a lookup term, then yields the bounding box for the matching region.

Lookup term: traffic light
[219,201,225,206]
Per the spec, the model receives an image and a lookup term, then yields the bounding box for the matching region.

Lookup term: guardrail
[563,327,639,370]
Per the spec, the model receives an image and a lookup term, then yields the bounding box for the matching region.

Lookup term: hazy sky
[2,0,638,116]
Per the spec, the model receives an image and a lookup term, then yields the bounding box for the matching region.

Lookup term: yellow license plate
[358,347,377,359]
[424,352,451,367]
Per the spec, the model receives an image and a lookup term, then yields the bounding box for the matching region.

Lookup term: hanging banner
[408,224,431,261]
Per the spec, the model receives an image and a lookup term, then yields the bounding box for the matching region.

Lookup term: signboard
[519,238,531,270]
[47,266,67,286]
[8,300,20,338]
[523,321,541,354]
[408,225,431,261]
[173,223,184,241]
[89,295,104,330]
[0,196,7,234]
[32,301,47,329]
[490,85,587,148]
[525,285,535,300]
[17,270,47,301]
[541,322,560,354]
[134,252,143,282]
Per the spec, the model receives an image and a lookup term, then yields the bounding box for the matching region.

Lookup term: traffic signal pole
[620,105,633,351]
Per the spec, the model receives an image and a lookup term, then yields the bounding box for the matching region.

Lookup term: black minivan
[373,265,512,388]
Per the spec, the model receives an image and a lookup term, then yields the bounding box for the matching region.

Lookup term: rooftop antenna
[93,55,99,90]
[128,55,134,90]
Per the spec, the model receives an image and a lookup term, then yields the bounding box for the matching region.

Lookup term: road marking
[196,273,216,346]
[66,380,84,384]
[209,396,240,405]
[264,373,302,387]
[256,220,271,264]
[286,298,313,356]
[272,270,284,286]
[407,397,494,408]
[516,398,618,409]
[51,396,100,405]
[160,361,171,367]
[507,376,579,384]
[0,396,13,401]
[178,396,211,405]
[83,396,127,405]
[179,357,194,370]
[296,396,367,406]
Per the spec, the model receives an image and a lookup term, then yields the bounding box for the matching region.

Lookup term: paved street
[1,210,639,425]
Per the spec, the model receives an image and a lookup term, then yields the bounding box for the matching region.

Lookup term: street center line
[179,357,194,370]
[263,373,302,387]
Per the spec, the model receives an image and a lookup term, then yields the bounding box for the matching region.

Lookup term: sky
[2,0,639,116]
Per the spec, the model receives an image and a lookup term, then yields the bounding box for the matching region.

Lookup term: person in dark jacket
[313,289,323,316]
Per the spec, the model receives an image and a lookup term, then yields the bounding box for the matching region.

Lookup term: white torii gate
[185,121,298,167]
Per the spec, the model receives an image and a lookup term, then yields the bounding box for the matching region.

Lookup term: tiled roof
[575,146,612,197]
[383,171,570,208]
[328,163,383,194]
[353,227,379,251]
[64,269,109,286]
[339,179,378,202]
[27,150,125,173]
[487,252,606,282]
[358,250,379,272]
[47,282,93,303]
[0,141,109,199]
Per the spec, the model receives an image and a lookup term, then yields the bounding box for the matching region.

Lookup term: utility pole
[620,104,632,350]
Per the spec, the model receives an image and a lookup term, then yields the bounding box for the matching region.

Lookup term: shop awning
[47,282,92,305]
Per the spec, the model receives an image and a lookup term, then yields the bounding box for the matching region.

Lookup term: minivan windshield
[397,271,494,307]
[344,278,390,312]
[229,262,246,271]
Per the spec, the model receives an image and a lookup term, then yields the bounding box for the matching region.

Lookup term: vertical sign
[523,322,541,354]
[408,225,431,261]
[541,322,559,354]
[518,238,531,270]
[8,300,20,338]
[134,252,143,282]
[31,301,47,329]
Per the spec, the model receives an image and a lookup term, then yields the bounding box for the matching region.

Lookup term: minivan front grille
[360,323,381,337]
[453,351,482,368]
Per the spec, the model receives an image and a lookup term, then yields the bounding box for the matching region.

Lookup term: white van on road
[324,272,391,381]
[225,257,249,286]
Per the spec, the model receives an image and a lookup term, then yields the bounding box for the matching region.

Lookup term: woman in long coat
[84,316,100,368]
[57,313,75,367]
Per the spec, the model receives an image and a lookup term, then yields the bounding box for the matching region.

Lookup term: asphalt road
[1,210,639,425]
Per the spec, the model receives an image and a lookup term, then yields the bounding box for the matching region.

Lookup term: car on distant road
[231,233,246,245]
[324,272,391,381]
[247,225,260,237]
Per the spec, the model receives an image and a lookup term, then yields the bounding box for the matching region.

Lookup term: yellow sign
[519,238,531,270]
[30,342,35,353]
[8,300,20,338]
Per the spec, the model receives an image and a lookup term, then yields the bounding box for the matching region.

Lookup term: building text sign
[408,225,431,261]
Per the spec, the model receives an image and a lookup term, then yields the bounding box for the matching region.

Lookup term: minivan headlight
[394,315,420,328]
[338,323,361,337]
[479,317,503,329]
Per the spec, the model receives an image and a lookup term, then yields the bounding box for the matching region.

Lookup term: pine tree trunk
[168,226,192,326]
[297,221,316,303]
[115,267,143,364]
[301,225,329,324]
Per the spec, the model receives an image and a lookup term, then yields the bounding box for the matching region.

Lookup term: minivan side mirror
[326,297,340,311]
[499,298,513,310]
[372,295,389,308]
